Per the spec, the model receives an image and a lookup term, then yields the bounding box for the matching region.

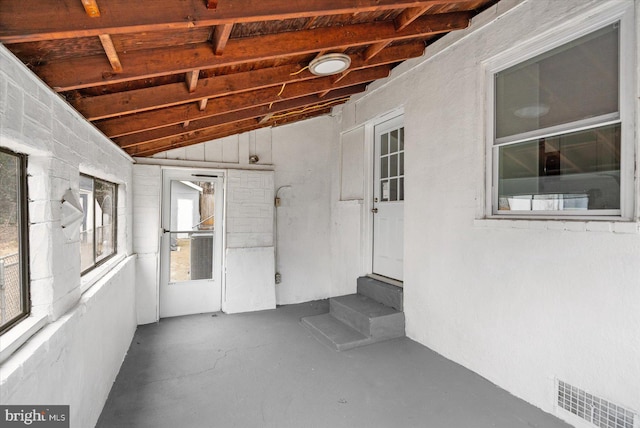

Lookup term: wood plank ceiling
[0,0,496,157]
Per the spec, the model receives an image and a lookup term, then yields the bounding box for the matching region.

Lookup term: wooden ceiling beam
[37,12,470,91]
[212,24,233,55]
[114,86,362,148]
[129,107,335,157]
[72,42,424,120]
[98,34,123,72]
[95,66,386,137]
[0,0,468,43]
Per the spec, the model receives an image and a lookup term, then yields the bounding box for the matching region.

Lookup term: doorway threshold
[367,274,403,288]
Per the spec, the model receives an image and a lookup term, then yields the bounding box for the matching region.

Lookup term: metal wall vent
[557,380,636,428]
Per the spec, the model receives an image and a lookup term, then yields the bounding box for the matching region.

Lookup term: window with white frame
[80,174,117,273]
[490,19,630,217]
[0,148,29,334]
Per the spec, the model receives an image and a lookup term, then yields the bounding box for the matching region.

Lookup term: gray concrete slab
[97,300,571,428]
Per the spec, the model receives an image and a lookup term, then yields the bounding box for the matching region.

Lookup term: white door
[160,169,224,318]
[372,116,404,281]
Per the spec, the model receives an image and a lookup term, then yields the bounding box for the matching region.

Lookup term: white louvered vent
[557,380,636,428]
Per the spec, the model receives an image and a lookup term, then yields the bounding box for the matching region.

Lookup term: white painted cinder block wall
[331,0,640,424]
[0,44,137,428]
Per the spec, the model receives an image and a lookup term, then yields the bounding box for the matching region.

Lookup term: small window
[491,23,624,216]
[80,174,117,273]
[0,148,29,334]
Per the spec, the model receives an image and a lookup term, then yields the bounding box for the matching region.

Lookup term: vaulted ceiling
[1,0,496,157]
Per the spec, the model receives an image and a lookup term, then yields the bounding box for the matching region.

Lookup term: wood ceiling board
[114,86,363,148]
[36,12,471,91]
[74,43,423,120]
[95,66,385,137]
[0,0,474,43]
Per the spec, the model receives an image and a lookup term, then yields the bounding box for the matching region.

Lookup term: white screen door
[160,169,224,318]
[372,116,404,281]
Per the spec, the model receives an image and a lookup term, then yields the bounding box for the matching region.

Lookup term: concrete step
[357,276,403,311]
[330,294,404,340]
[301,313,374,351]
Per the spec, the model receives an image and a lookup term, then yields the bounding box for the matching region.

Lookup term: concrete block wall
[224,169,276,313]
[271,117,335,304]
[132,164,162,325]
[226,169,274,248]
[0,44,136,428]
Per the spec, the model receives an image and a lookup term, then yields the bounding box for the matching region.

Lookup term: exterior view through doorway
[372,115,405,282]
[160,168,224,318]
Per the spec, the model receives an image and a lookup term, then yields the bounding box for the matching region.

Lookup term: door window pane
[381,156,388,179]
[390,130,398,153]
[390,154,398,177]
[381,134,389,156]
[389,178,398,201]
[169,180,216,282]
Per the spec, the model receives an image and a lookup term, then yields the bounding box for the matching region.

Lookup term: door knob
[371,208,378,213]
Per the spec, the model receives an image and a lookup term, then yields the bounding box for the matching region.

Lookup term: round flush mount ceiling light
[309,53,352,76]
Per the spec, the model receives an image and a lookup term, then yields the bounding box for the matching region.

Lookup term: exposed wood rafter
[71,43,424,120]
[81,0,101,18]
[98,34,123,73]
[212,24,234,55]
[0,0,473,43]
[0,0,494,156]
[95,67,388,137]
[185,70,199,93]
[39,13,470,91]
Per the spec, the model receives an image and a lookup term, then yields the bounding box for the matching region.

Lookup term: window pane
[80,176,94,271]
[497,123,620,211]
[399,177,404,201]
[95,179,116,263]
[496,24,619,139]
[0,149,28,332]
[399,152,404,176]
[399,128,404,150]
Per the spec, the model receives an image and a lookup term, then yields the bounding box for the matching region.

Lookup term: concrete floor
[97,300,571,428]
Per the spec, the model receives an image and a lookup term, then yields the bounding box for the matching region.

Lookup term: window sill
[474,218,639,234]
[81,253,127,294]
[0,314,48,364]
